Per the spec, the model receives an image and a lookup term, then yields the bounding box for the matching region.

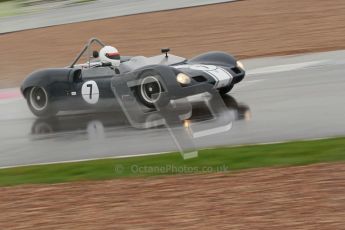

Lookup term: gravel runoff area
[1,0,345,88]
[0,163,344,229]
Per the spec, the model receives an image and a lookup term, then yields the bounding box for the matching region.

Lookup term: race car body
[21,38,245,117]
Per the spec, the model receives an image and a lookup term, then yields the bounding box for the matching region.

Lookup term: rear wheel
[136,71,164,108]
[218,84,234,95]
[26,87,57,117]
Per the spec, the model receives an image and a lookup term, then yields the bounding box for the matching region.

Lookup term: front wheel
[26,87,57,117]
[218,84,234,95]
[136,71,164,108]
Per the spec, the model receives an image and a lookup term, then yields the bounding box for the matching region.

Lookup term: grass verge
[0,1,19,17]
[0,0,96,18]
[0,137,345,187]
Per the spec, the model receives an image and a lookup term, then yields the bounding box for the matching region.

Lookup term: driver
[99,46,121,67]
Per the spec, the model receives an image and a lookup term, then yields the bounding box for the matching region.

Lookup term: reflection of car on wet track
[191,95,251,122]
[21,38,245,117]
[31,95,250,135]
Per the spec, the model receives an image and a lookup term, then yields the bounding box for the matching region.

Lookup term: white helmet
[99,46,120,67]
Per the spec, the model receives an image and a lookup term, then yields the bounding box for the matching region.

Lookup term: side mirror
[161,48,170,58]
[70,69,82,83]
[92,50,99,58]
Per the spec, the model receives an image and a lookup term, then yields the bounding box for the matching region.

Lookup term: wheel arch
[21,68,73,98]
[135,64,180,88]
[188,51,237,67]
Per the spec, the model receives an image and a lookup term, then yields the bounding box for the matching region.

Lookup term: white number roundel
[82,80,99,104]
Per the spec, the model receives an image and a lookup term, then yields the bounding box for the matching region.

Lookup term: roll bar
[69,37,106,68]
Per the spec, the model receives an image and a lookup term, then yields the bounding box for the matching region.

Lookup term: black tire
[26,87,57,117]
[136,71,164,108]
[218,84,234,95]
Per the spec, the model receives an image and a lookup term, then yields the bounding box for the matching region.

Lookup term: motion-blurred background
[0,0,345,229]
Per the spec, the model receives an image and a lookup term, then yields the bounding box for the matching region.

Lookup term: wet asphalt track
[0,50,345,167]
[0,0,236,33]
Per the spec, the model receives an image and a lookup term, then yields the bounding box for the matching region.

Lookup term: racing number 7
[87,84,93,99]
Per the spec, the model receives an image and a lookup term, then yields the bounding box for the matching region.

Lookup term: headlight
[176,73,191,85]
[236,61,245,70]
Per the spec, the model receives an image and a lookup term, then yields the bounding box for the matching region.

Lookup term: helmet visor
[105,52,120,60]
